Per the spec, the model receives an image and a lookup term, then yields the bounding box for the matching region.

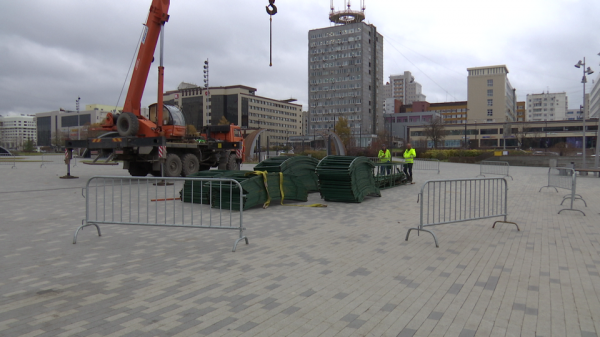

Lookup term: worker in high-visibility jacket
[378,144,392,175]
[403,143,416,183]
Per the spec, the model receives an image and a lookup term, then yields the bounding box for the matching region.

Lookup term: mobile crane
[67,0,245,176]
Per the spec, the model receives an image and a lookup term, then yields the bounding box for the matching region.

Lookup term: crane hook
[266,0,277,15]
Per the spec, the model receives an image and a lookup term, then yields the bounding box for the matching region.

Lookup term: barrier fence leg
[558,190,586,216]
[406,227,439,248]
[73,219,102,244]
[233,227,249,252]
[492,221,520,231]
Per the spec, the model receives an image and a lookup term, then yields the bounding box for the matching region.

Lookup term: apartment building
[526,92,568,121]
[467,65,516,123]
[387,71,426,106]
[0,115,37,150]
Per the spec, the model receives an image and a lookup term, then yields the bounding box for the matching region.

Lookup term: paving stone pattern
[1,155,600,336]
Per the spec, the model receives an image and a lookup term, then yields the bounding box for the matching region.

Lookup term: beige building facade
[467,65,516,123]
[408,119,597,149]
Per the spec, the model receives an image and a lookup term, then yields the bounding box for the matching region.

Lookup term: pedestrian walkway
[1,158,599,336]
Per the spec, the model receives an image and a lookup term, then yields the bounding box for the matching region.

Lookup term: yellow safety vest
[403,148,416,164]
[378,149,391,162]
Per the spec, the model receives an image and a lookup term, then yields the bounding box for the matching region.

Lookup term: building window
[487,89,493,97]
[487,109,493,116]
[487,99,493,106]
[487,79,493,86]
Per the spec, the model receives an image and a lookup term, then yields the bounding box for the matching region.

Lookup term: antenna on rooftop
[329,0,366,24]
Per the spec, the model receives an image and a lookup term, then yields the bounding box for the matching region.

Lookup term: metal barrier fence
[539,167,586,215]
[405,178,519,247]
[369,157,440,174]
[476,160,513,180]
[413,158,440,174]
[367,157,384,163]
[73,176,248,252]
[0,154,16,168]
[373,162,406,189]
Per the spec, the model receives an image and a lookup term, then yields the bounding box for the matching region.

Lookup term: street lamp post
[575,58,594,168]
[76,97,81,141]
[464,109,468,149]
[203,59,210,126]
[594,53,600,170]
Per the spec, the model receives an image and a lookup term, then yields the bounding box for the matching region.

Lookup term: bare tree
[424,116,445,149]
[335,117,352,148]
[218,116,230,125]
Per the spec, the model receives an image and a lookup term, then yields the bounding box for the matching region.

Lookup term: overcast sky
[1,0,599,118]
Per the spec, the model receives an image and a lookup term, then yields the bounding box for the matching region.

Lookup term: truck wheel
[181,154,199,176]
[128,162,149,176]
[164,154,182,177]
[226,153,238,170]
[117,112,139,137]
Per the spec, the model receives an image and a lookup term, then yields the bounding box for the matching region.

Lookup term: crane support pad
[66,137,166,149]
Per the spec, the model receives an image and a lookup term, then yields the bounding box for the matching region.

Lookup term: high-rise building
[308,4,383,145]
[467,65,516,123]
[0,115,37,150]
[526,92,568,121]
[388,71,426,106]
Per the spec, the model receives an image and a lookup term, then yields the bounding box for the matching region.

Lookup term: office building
[35,109,110,147]
[384,100,466,144]
[308,4,384,146]
[467,65,516,123]
[164,84,303,146]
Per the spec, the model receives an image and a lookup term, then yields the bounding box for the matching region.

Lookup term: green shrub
[421,149,491,160]
[296,150,327,160]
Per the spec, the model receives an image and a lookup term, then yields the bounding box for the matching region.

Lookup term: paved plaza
[1,155,599,336]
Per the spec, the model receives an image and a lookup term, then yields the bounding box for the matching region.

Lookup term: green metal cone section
[254,156,320,192]
[316,156,381,203]
[180,170,308,211]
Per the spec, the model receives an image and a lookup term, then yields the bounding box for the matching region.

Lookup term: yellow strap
[245,170,271,208]
[244,171,327,208]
